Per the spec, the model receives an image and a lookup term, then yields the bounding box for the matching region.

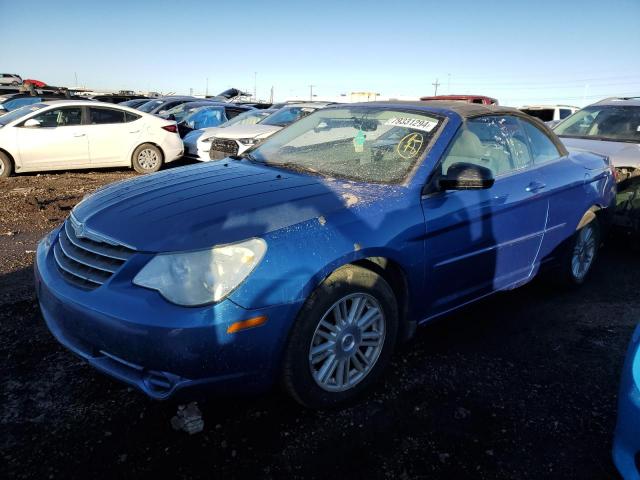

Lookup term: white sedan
[0,100,184,177]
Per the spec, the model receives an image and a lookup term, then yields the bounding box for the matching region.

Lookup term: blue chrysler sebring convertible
[35,102,616,407]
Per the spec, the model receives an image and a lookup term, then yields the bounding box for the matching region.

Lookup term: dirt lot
[1,167,638,479]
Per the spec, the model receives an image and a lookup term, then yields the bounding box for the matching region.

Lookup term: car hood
[560,137,640,169]
[211,124,282,140]
[72,161,384,252]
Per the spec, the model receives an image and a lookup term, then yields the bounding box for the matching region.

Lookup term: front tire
[0,151,13,178]
[132,143,163,174]
[282,265,398,408]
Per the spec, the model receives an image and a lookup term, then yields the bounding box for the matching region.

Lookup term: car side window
[520,119,561,165]
[125,112,141,122]
[89,108,125,125]
[225,108,245,119]
[441,115,532,177]
[559,109,572,119]
[32,107,83,127]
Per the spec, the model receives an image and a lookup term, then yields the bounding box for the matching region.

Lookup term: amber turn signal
[226,316,267,334]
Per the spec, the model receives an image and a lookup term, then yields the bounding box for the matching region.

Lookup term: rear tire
[132,143,163,174]
[556,218,601,287]
[0,151,13,178]
[282,265,399,408]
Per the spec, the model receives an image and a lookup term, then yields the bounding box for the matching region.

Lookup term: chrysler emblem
[71,216,86,238]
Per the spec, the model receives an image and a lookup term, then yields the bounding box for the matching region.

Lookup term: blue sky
[1,0,639,106]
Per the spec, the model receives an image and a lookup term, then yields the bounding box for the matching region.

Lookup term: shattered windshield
[248,107,443,184]
[554,105,640,143]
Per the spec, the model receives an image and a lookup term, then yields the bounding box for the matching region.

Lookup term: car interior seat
[442,129,498,175]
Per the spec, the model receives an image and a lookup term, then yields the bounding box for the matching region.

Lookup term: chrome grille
[53,219,136,289]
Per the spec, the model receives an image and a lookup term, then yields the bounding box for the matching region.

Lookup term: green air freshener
[353,130,366,153]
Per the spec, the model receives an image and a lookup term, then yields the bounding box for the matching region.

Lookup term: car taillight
[162,124,178,133]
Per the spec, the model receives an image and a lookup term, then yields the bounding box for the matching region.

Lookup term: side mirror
[438,162,494,190]
[24,118,42,128]
[167,114,176,121]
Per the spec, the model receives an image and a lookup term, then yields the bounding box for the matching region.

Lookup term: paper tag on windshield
[385,117,437,132]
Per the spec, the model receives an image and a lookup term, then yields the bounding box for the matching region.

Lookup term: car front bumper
[34,231,301,400]
[184,137,211,162]
[613,325,640,480]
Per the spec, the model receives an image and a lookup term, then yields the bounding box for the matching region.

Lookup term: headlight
[201,136,214,143]
[133,238,267,306]
[237,138,258,146]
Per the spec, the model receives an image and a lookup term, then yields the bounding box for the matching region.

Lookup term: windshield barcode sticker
[385,117,438,132]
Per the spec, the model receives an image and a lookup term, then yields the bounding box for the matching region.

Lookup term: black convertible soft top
[350,100,520,118]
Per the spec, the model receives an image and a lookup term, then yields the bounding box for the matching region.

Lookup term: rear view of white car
[0,101,183,177]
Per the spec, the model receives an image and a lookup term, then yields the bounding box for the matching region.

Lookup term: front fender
[229,196,426,311]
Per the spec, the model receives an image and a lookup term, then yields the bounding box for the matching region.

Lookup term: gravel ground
[1,167,638,479]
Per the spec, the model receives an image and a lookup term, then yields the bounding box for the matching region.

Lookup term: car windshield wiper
[265,161,318,175]
[242,153,262,163]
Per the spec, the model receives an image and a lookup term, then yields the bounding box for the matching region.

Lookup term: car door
[518,118,583,264]
[421,115,548,315]
[16,106,89,169]
[86,107,141,166]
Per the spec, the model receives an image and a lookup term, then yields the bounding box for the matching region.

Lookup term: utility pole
[74,72,78,88]
[253,72,257,101]
[309,84,315,101]
[269,86,274,103]
[206,78,209,97]
[432,78,440,96]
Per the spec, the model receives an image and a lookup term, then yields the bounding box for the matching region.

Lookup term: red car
[420,95,498,105]
[23,79,47,88]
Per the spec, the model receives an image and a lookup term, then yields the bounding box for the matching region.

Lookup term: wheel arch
[576,204,609,231]
[0,147,16,173]
[350,256,415,342]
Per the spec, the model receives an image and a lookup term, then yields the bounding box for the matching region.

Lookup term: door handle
[129,130,140,134]
[73,133,86,137]
[526,181,546,193]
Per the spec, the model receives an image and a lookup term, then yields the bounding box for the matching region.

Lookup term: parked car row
[0,96,333,176]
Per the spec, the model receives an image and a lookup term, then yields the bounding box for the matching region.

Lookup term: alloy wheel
[137,149,159,170]
[571,224,596,281]
[309,293,386,392]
